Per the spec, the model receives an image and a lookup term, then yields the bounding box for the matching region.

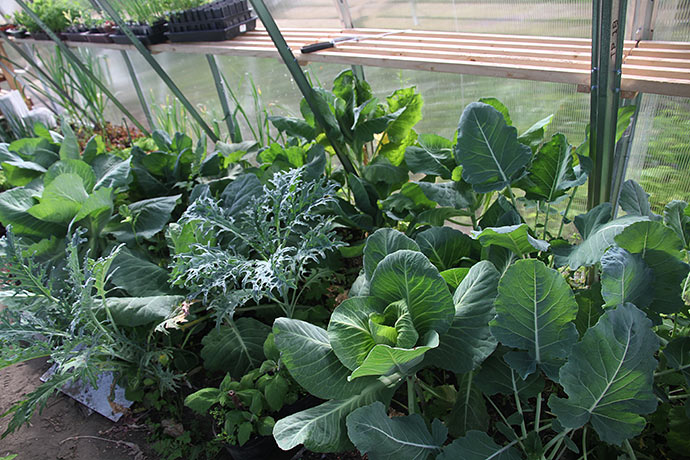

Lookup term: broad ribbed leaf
[405,134,455,179]
[346,402,446,460]
[328,297,382,371]
[574,286,604,337]
[549,304,659,445]
[0,188,63,237]
[447,372,489,437]
[73,187,114,235]
[274,318,379,400]
[600,247,653,308]
[474,224,549,257]
[350,331,439,379]
[619,180,657,218]
[110,248,172,297]
[517,115,554,153]
[437,431,522,460]
[474,347,544,399]
[92,155,132,191]
[364,228,420,280]
[516,133,575,202]
[370,250,454,337]
[221,174,263,215]
[44,159,96,192]
[28,173,88,223]
[273,377,397,452]
[426,261,499,373]
[416,227,474,271]
[615,220,684,257]
[200,318,270,377]
[553,203,647,269]
[479,97,512,125]
[454,102,532,193]
[59,121,80,160]
[664,337,690,387]
[664,200,690,248]
[96,295,183,327]
[108,195,181,243]
[440,267,470,290]
[490,259,578,378]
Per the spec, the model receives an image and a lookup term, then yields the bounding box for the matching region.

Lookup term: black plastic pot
[31,31,66,41]
[110,20,168,46]
[64,26,89,42]
[85,31,113,43]
[166,0,255,42]
[5,28,27,39]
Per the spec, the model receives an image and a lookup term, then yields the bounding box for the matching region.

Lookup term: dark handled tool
[301,30,408,54]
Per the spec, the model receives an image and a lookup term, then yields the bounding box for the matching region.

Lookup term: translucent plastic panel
[265,0,592,37]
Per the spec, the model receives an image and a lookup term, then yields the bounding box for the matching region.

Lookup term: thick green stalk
[407,376,416,415]
[557,187,578,239]
[511,369,528,439]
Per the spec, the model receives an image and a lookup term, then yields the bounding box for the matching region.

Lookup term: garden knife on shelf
[301,29,409,53]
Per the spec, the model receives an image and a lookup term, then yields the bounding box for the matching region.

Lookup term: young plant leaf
[28,173,88,223]
[549,304,659,445]
[44,159,96,192]
[447,372,489,437]
[440,267,470,290]
[490,259,578,378]
[663,337,690,387]
[474,347,544,400]
[474,224,549,257]
[94,295,184,327]
[346,402,446,460]
[426,261,499,374]
[600,247,653,308]
[574,285,604,337]
[663,200,690,248]
[615,220,684,257]
[454,102,532,193]
[516,133,576,202]
[108,195,181,243]
[416,227,475,271]
[619,180,656,218]
[517,114,554,153]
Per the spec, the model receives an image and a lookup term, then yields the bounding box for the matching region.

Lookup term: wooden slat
[7,25,689,98]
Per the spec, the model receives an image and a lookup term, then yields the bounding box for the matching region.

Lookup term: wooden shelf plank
[7,25,689,98]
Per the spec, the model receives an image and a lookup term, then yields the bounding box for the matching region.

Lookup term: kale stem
[557,187,578,239]
[534,391,542,432]
[582,427,588,460]
[506,184,519,213]
[407,376,416,415]
[485,396,526,451]
[511,369,528,439]
[624,440,637,460]
[542,205,551,239]
[535,201,541,231]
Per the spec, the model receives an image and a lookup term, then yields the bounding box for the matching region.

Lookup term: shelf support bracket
[249,0,357,175]
[587,0,629,211]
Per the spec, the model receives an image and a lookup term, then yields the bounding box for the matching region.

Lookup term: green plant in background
[185,334,300,447]
[14,0,81,33]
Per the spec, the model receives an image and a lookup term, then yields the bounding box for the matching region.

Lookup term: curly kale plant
[0,230,184,436]
[172,166,343,320]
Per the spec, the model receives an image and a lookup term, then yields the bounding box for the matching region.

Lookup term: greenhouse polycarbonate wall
[6,0,688,211]
[625,0,690,211]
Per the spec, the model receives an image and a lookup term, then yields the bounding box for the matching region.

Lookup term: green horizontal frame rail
[206,54,237,142]
[120,50,155,132]
[93,0,219,142]
[14,0,149,136]
[587,0,629,211]
[0,33,100,127]
[249,0,357,176]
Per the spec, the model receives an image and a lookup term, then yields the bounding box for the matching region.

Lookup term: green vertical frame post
[587,0,629,210]
[120,50,155,131]
[206,54,237,142]
[248,0,357,175]
[332,0,366,82]
[94,0,219,142]
[14,0,150,135]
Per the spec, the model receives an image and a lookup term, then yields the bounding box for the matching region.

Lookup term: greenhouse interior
[0,0,688,459]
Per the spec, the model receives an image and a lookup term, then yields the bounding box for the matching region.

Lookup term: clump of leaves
[0,229,184,436]
[172,166,344,320]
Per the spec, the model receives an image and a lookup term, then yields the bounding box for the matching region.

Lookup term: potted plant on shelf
[184,335,310,460]
[63,10,89,42]
[13,0,81,41]
[166,0,257,43]
[84,17,116,43]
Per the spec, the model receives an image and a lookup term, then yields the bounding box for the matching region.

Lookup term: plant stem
[470,213,478,230]
[582,427,588,460]
[506,185,519,212]
[669,394,690,400]
[407,376,416,415]
[557,187,578,239]
[542,205,551,239]
[624,440,637,460]
[535,201,541,230]
[655,362,690,378]
[534,392,542,432]
[484,396,526,451]
[511,370,528,439]
[448,218,474,227]
[543,429,573,459]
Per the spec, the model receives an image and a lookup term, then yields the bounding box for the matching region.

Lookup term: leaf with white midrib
[549,303,660,446]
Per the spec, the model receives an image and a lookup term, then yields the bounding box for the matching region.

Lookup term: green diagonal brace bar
[14,0,149,136]
[94,0,219,142]
[248,0,357,175]
[120,50,155,131]
[206,54,237,142]
[587,0,628,210]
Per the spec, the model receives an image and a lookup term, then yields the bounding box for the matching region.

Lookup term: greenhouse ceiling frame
[6,0,686,212]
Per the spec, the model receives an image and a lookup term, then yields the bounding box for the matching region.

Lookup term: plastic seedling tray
[31,31,66,41]
[166,16,256,42]
[64,32,89,42]
[110,21,168,46]
[85,31,114,43]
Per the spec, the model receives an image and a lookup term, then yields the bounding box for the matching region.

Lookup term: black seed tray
[110,22,168,46]
[166,16,256,42]
[85,32,114,43]
[64,32,89,42]
[169,0,251,31]
[31,31,66,41]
